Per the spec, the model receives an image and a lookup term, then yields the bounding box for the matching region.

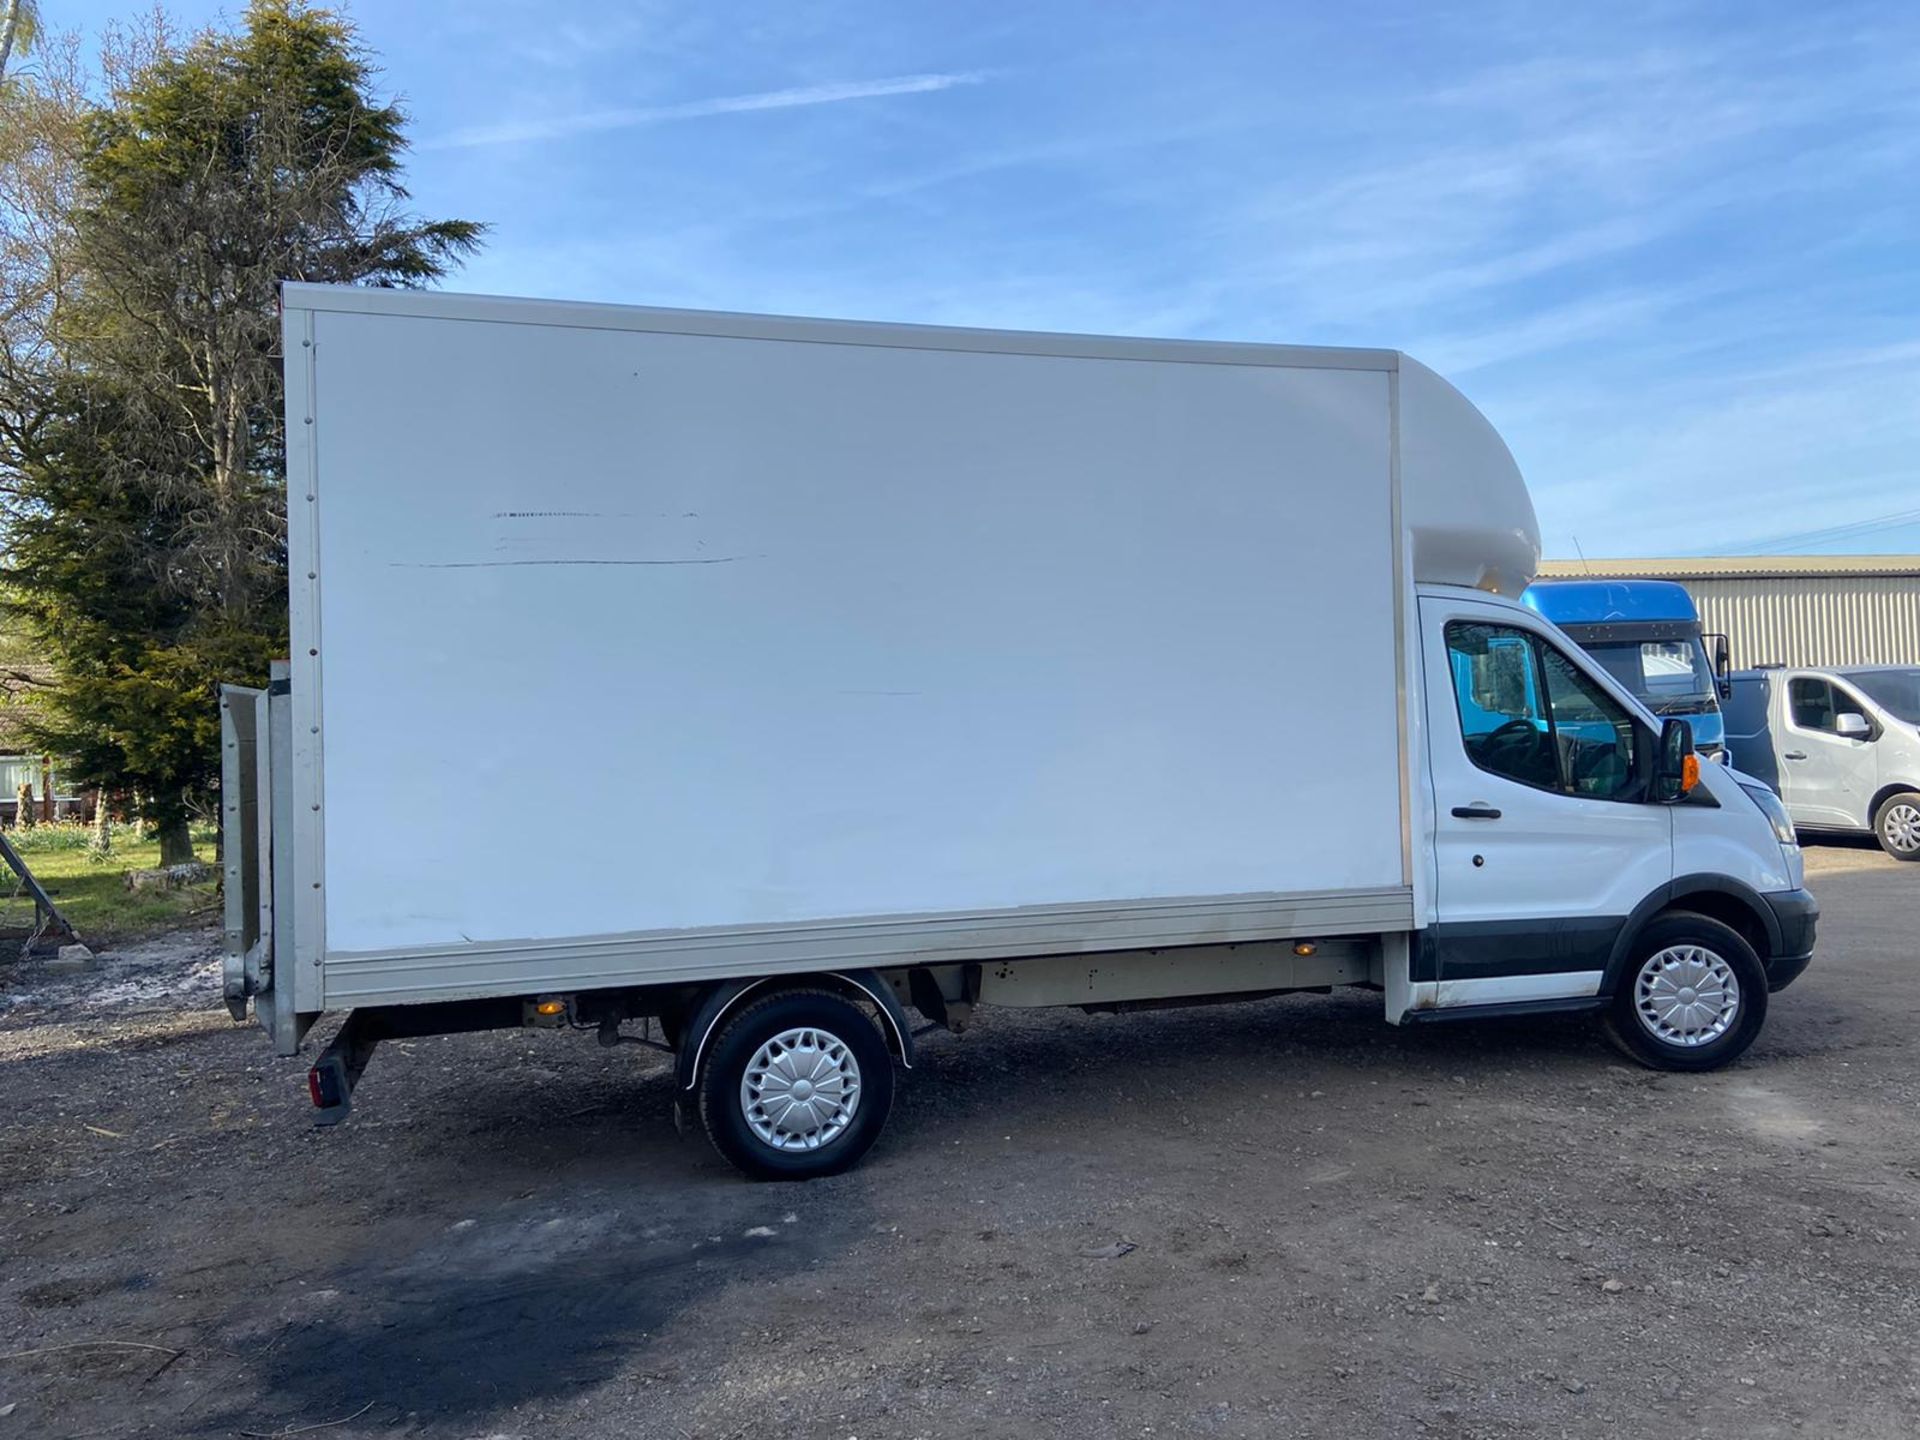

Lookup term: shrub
[11,818,146,854]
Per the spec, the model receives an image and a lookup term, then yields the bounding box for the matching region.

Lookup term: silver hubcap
[1635,945,1740,1048]
[1884,803,1920,853]
[740,1027,862,1151]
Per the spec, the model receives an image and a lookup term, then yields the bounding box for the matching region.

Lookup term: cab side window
[1789,678,1835,732]
[1830,683,1874,734]
[1539,643,1636,798]
[1446,621,1641,801]
[1448,623,1557,791]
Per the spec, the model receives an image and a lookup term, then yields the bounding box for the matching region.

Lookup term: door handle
[1451,804,1502,820]
[1783,751,1808,761]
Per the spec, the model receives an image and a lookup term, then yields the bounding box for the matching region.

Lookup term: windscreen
[1583,637,1718,714]
[1843,668,1920,725]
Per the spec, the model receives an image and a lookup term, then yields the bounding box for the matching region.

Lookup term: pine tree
[1,1,482,863]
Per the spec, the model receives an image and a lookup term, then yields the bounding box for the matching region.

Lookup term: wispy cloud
[1518,340,1920,556]
[427,72,986,150]
[1403,287,1682,376]
[394,0,1920,557]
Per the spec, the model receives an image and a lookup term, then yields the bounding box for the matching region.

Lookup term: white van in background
[1726,667,1920,860]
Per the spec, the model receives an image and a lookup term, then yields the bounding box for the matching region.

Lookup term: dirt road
[2,844,1915,1439]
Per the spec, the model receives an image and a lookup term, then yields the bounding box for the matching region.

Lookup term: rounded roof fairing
[1398,356,1539,596]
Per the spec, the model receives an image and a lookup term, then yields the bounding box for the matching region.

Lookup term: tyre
[1601,912,1768,1072]
[1872,791,1920,861]
[697,988,895,1181]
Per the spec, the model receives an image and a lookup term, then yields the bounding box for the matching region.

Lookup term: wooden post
[40,758,53,823]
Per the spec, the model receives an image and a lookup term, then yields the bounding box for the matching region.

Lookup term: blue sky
[53,0,1920,557]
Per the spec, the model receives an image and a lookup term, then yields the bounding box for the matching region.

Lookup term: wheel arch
[1599,875,1778,997]
[1869,782,1920,826]
[676,970,914,1092]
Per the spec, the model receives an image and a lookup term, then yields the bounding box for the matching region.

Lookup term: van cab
[1725,666,1920,860]
[1423,593,1817,1048]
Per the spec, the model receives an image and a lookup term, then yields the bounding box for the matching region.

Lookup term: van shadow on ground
[195,1069,877,1436]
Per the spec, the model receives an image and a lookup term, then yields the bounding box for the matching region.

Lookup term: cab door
[1779,674,1879,829]
[1420,594,1673,1003]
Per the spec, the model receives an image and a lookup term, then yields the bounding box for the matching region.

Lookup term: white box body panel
[290,292,1410,975]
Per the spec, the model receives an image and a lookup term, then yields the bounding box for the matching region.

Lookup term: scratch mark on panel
[390,556,750,569]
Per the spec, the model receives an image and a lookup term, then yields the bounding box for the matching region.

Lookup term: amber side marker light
[1293,942,1317,957]
[533,999,566,1017]
[1681,755,1701,793]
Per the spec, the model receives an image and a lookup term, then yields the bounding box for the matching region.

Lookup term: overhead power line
[1708,505,1920,557]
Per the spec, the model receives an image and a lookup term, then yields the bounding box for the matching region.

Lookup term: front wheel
[1873,791,1920,861]
[1601,913,1768,1072]
[697,988,895,1180]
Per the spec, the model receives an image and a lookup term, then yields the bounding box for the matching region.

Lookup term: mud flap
[1376,934,1423,1024]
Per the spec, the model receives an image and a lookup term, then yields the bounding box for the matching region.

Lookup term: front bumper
[1762,888,1818,991]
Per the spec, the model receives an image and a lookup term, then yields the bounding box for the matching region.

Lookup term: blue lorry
[1520,579,1732,760]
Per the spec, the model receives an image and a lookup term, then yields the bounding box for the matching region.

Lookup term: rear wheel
[1602,912,1768,1071]
[1873,791,1920,861]
[697,988,895,1180]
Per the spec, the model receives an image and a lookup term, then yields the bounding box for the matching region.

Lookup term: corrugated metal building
[1535,556,1920,669]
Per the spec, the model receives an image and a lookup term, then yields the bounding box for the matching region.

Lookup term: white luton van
[222,284,1817,1178]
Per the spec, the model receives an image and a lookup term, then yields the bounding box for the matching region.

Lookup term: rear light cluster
[308,1063,346,1110]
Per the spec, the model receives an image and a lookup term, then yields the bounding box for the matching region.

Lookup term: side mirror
[1652,717,1699,802]
[1837,711,1871,740]
[1706,632,1732,700]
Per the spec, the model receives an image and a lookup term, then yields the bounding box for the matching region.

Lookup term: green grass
[1,822,218,944]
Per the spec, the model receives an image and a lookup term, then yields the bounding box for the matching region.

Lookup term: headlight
[1741,782,1797,847]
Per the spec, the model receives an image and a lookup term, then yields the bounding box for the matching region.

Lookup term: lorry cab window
[1447,622,1639,801]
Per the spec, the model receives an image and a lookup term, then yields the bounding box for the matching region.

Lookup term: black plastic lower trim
[1765,950,1814,992]
[1414,915,1625,983]
[1399,996,1607,1025]
[1597,875,1789,996]
[1668,874,1787,954]
[1417,883,1812,999]
[1761,888,1819,967]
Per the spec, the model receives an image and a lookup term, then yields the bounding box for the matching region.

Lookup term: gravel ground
[0,843,1915,1440]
